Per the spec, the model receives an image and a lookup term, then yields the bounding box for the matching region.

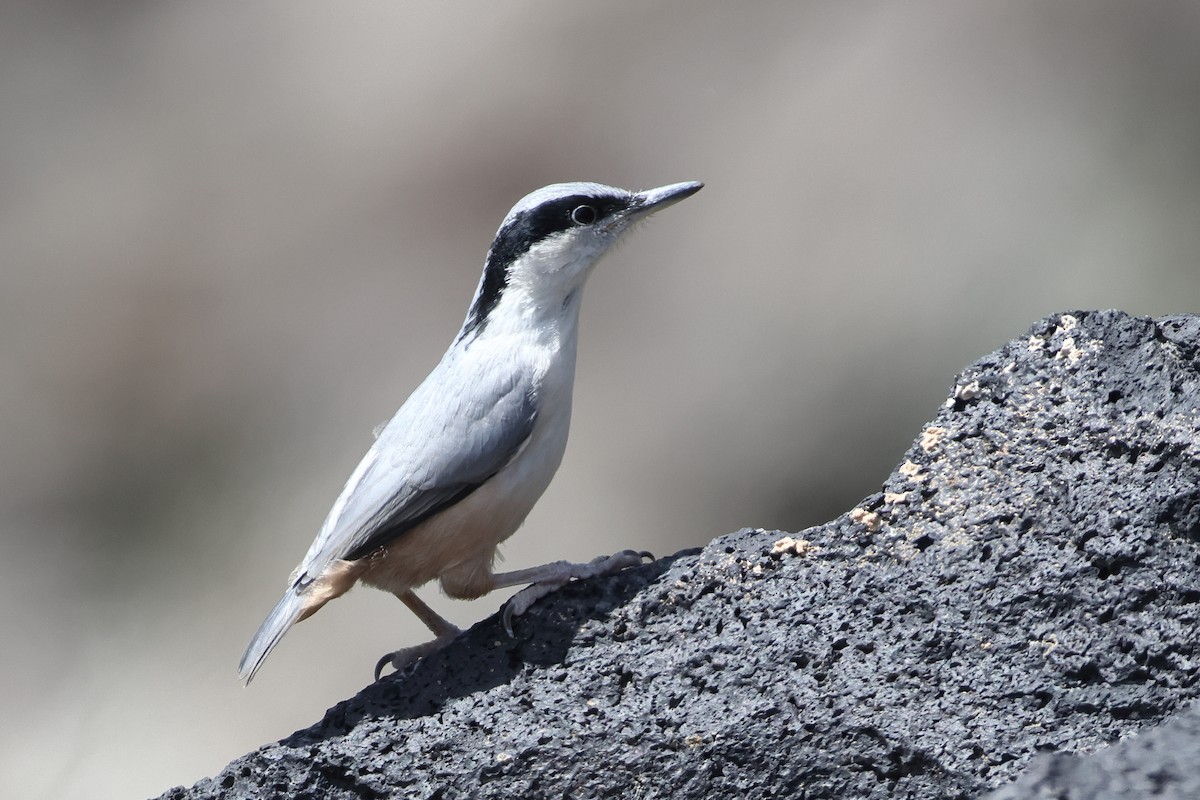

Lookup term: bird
[238,180,703,684]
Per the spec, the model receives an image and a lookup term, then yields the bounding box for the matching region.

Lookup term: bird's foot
[373,627,462,681]
[502,549,654,636]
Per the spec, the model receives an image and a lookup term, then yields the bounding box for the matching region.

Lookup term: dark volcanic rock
[160,310,1200,799]
[984,700,1200,799]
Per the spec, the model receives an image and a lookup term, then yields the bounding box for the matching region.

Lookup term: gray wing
[292,359,538,586]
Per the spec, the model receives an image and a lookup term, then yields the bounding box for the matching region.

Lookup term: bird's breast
[357,338,579,595]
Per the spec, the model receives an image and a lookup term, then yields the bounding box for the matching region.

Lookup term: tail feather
[238,587,307,685]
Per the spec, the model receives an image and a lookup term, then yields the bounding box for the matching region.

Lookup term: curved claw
[373,630,461,681]
[501,550,652,639]
[502,601,517,639]
[607,548,653,566]
[373,653,394,682]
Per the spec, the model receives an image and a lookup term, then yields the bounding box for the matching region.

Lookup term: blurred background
[4,1,1200,797]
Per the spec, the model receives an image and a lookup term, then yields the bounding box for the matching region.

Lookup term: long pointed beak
[629,181,704,217]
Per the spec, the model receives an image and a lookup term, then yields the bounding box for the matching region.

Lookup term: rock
[983,700,1200,799]
[158,310,1200,799]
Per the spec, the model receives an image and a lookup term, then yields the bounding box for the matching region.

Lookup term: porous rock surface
[160,310,1200,799]
[983,699,1200,799]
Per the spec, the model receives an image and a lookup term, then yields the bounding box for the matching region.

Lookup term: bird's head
[460,181,703,339]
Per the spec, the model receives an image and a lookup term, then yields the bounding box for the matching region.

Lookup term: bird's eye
[570,204,598,225]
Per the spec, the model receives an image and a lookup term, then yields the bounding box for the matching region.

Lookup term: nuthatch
[239,180,703,683]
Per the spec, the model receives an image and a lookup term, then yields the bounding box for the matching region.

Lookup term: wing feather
[293,355,538,585]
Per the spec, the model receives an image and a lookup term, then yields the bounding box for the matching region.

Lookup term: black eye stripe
[460,192,629,338]
[495,196,624,253]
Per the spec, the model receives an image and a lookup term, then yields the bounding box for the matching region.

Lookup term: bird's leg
[374,589,462,680]
[375,551,652,678]
[491,549,653,636]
